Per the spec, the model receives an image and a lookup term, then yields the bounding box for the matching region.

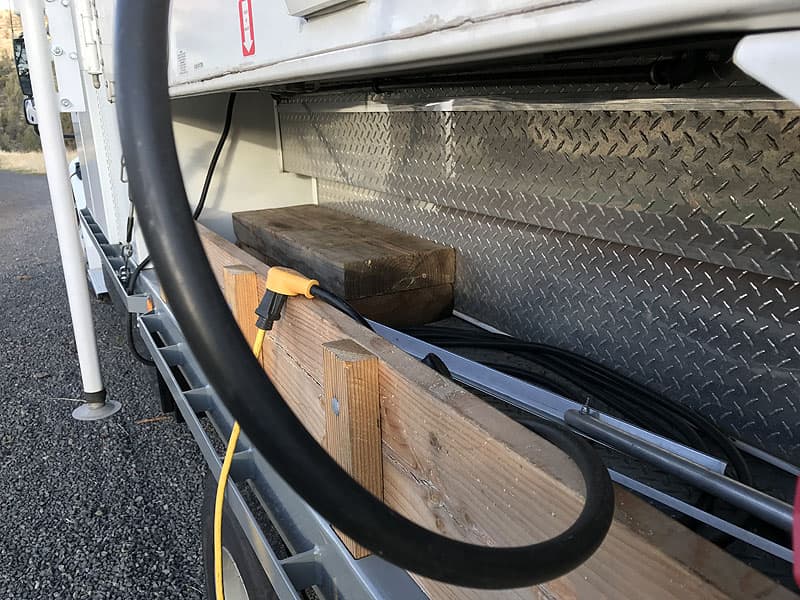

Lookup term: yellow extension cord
[214,327,267,600]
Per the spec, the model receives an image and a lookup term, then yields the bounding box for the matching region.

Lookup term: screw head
[60,98,71,107]
[61,0,70,6]
[68,52,78,60]
[52,46,63,56]
[331,397,340,416]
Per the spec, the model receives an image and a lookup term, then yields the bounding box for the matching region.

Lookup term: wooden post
[223,265,263,364]
[323,339,383,558]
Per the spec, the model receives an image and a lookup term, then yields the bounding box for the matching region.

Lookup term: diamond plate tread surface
[280,108,800,280]
[318,179,800,462]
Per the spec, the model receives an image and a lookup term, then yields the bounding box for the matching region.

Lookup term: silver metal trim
[277,95,795,114]
[612,472,794,563]
[734,440,800,477]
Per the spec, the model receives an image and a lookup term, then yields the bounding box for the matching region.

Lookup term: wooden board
[232,205,455,299]
[200,223,796,600]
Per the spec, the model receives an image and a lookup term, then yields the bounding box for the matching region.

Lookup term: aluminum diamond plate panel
[317,180,800,463]
[280,108,800,280]
[278,96,800,462]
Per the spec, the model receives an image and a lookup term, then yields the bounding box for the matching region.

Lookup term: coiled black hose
[114,0,614,587]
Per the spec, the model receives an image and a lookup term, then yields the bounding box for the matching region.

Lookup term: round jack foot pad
[72,400,122,421]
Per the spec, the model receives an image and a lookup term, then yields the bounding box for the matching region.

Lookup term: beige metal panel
[172,91,313,241]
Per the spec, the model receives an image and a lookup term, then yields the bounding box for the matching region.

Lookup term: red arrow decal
[239,0,256,57]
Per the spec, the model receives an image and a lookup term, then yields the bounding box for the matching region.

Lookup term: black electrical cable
[405,325,761,543]
[124,256,155,366]
[123,88,233,365]
[126,255,151,295]
[192,93,237,220]
[115,1,615,587]
[309,285,374,331]
[126,312,155,365]
[406,326,752,484]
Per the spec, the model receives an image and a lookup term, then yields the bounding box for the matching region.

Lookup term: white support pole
[20,0,120,420]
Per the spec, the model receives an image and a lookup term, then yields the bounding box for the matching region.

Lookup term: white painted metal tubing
[20,0,105,400]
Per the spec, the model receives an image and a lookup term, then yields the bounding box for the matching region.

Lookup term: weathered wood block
[232,205,454,326]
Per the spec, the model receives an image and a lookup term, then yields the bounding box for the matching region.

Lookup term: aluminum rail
[565,409,795,532]
[77,209,150,314]
[19,0,118,420]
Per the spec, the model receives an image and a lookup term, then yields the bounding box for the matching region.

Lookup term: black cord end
[255,291,287,331]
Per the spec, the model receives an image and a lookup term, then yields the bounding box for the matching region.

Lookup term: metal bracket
[44,0,86,112]
[78,208,150,313]
[73,0,102,82]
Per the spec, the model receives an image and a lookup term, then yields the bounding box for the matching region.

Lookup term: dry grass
[0,11,22,60]
[0,151,46,174]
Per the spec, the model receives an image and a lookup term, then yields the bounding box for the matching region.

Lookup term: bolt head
[60,98,71,107]
[52,46,64,56]
[68,52,78,60]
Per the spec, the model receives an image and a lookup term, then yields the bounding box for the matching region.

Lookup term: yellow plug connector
[255,267,319,331]
[265,266,318,299]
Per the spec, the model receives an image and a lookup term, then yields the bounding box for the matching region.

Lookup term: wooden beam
[233,205,455,299]
[200,223,795,600]
[222,265,263,366]
[233,206,455,327]
[239,236,453,326]
[323,339,384,558]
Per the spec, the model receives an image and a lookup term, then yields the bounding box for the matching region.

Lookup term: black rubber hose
[192,93,237,220]
[115,1,614,587]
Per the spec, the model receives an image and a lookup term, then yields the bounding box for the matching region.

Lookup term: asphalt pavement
[0,170,206,599]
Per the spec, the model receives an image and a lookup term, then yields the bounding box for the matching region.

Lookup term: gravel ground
[0,171,206,598]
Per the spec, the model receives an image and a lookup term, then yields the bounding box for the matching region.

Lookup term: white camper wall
[167,0,800,96]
